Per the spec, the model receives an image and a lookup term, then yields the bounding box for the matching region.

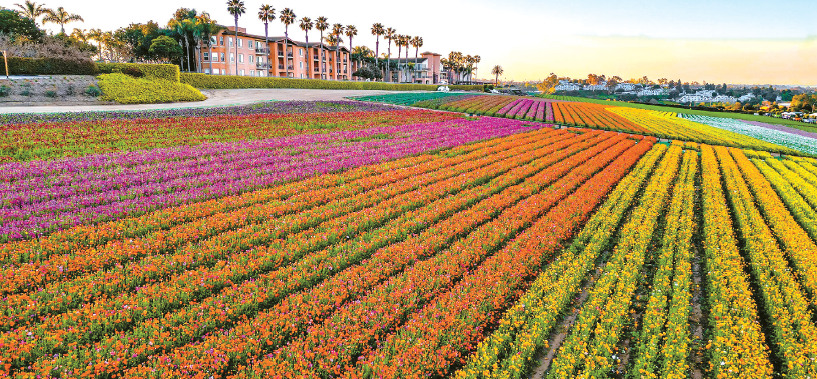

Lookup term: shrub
[45,90,57,98]
[97,73,206,104]
[85,85,101,97]
[97,63,179,82]
[121,66,144,78]
[7,57,99,75]
[180,73,482,92]
[0,85,9,97]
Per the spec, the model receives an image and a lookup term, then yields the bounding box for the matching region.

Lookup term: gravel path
[0,88,427,114]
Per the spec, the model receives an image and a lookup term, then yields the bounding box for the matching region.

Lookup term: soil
[0,75,112,106]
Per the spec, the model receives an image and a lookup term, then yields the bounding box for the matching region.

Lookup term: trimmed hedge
[6,57,99,75]
[97,63,180,82]
[180,73,482,91]
[97,73,206,104]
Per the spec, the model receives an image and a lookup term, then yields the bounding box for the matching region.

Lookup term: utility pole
[2,51,8,79]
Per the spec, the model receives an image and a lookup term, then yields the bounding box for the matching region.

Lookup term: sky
[27,0,817,85]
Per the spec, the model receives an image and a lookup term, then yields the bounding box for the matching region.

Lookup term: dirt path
[0,88,430,114]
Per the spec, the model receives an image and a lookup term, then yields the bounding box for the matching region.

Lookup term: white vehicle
[437,85,450,92]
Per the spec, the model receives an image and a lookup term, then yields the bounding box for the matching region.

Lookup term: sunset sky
[31,0,817,85]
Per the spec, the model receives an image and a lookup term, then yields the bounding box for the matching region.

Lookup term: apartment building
[200,26,357,80]
[382,52,447,84]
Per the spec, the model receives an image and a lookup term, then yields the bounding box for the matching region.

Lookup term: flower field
[2,99,817,378]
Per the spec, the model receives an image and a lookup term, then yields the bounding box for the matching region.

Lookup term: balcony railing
[278,64,284,70]
[287,52,293,57]
[256,48,269,54]
[287,65,294,70]
[256,63,271,69]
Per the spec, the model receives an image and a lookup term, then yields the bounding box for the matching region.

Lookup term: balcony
[278,64,284,70]
[287,52,293,57]
[255,48,269,54]
[256,63,271,69]
[287,65,294,70]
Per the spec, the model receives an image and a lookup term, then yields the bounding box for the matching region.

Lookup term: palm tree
[324,34,341,79]
[226,0,245,76]
[42,7,84,35]
[384,27,396,82]
[331,24,344,79]
[410,36,422,81]
[299,17,313,78]
[70,28,88,43]
[315,17,329,79]
[14,1,49,25]
[168,18,195,72]
[491,65,503,85]
[258,4,275,73]
[370,23,384,80]
[196,13,222,74]
[345,25,357,80]
[403,36,410,82]
[395,36,404,82]
[280,8,296,78]
[473,55,481,81]
[87,28,103,60]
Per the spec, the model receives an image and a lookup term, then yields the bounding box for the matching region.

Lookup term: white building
[738,93,756,102]
[638,88,666,97]
[555,82,582,91]
[712,94,737,103]
[584,82,608,91]
[616,83,637,91]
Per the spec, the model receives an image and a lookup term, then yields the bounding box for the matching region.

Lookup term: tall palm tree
[403,36,410,82]
[315,17,329,79]
[324,34,342,79]
[345,25,357,80]
[196,12,222,74]
[370,23,384,80]
[87,28,103,60]
[411,36,422,83]
[42,7,84,35]
[169,18,195,72]
[226,0,246,76]
[331,24,344,80]
[258,4,275,73]
[473,55,481,81]
[14,1,49,25]
[491,65,503,85]
[70,28,88,43]
[299,17,313,78]
[384,27,396,82]
[280,8,296,78]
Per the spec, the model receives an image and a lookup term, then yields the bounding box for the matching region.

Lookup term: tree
[168,18,195,72]
[194,13,221,73]
[42,6,83,35]
[280,8,296,78]
[395,35,404,82]
[370,23,384,80]
[258,4,275,74]
[316,16,329,79]
[410,36,422,83]
[87,28,102,59]
[345,25,356,80]
[491,65,503,85]
[70,28,88,43]
[330,24,344,79]
[226,0,245,76]
[149,35,182,63]
[0,9,43,41]
[13,1,48,26]
[300,17,313,77]
[473,55,480,81]
[537,72,558,94]
[384,27,395,82]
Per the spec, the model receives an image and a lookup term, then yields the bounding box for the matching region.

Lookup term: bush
[97,73,206,104]
[85,85,101,97]
[97,63,179,82]
[121,66,144,78]
[0,85,9,97]
[7,57,99,75]
[180,73,482,92]
[45,90,57,98]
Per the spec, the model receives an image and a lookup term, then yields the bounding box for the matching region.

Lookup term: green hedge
[180,73,482,91]
[97,63,180,82]
[6,57,99,75]
[97,73,206,104]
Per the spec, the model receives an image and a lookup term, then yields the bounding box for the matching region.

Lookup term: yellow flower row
[628,150,698,379]
[782,158,817,187]
[546,145,684,378]
[755,159,817,241]
[452,144,667,379]
[714,146,817,377]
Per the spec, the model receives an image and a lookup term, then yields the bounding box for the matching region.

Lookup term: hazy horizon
[25,0,817,85]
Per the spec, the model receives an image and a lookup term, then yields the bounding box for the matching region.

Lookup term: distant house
[738,93,756,102]
[584,82,608,91]
[555,81,581,91]
[637,88,665,97]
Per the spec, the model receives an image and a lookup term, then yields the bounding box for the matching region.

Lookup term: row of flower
[2,129,568,376]
[119,131,610,379]
[544,145,683,378]
[0,108,456,163]
[699,145,775,378]
[551,102,651,134]
[714,146,817,377]
[0,129,557,340]
[753,159,817,240]
[1,117,534,242]
[350,92,471,106]
[627,149,698,378]
[453,141,665,378]
[682,114,817,155]
[235,134,651,378]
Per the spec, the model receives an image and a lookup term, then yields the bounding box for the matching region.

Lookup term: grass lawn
[541,95,817,133]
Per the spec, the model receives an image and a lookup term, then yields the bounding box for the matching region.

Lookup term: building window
[219,36,224,45]
[238,54,243,63]
[213,68,219,74]
[299,61,303,69]
[204,68,210,74]
[203,52,209,61]
[249,55,254,63]
[250,70,255,76]
[220,53,225,62]
[299,48,303,56]
[258,56,263,63]
[229,37,233,46]
[230,53,235,62]
[210,36,217,45]
[237,38,242,48]
[248,40,253,48]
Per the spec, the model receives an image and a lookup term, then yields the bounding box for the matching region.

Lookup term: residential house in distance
[386,52,446,84]
[554,80,581,91]
[200,26,357,79]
